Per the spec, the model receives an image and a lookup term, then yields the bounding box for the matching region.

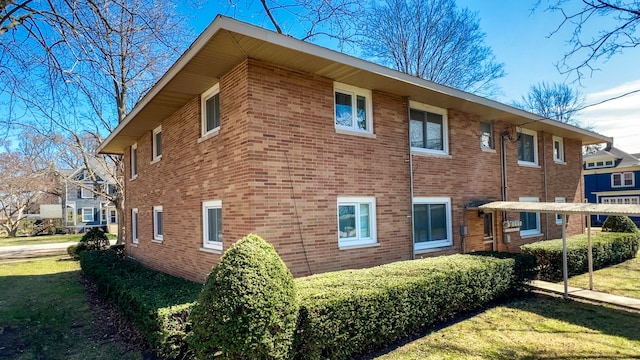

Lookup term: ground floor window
[132,208,138,244]
[81,208,94,222]
[520,197,540,236]
[602,196,639,205]
[109,209,117,224]
[153,205,163,241]
[337,197,377,248]
[413,197,452,251]
[202,200,222,251]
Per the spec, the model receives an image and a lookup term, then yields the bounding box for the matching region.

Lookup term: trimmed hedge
[79,250,201,358]
[602,215,639,233]
[291,252,536,359]
[521,232,640,281]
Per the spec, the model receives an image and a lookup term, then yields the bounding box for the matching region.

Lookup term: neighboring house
[98,16,611,283]
[61,167,119,233]
[584,146,640,225]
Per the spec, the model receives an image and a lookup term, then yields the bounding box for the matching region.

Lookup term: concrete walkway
[532,280,640,311]
[0,242,77,259]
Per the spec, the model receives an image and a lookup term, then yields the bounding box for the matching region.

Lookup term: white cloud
[577,80,640,154]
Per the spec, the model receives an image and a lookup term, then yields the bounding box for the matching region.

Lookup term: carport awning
[478,201,640,216]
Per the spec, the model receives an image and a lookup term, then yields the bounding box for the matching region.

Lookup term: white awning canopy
[478,201,640,216]
[477,201,640,299]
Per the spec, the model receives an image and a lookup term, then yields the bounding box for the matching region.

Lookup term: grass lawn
[376,294,640,359]
[0,233,117,247]
[567,250,640,299]
[0,256,141,360]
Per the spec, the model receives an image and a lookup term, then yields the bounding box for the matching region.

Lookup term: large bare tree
[540,0,640,80]
[1,0,191,243]
[357,0,505,97]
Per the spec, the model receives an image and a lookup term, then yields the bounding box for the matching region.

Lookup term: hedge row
[79,250,201,358]
[291,252,536,359]
[521,232,640,281]
[81,250,536,359]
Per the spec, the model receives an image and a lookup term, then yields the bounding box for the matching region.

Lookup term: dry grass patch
[376,294,640,359]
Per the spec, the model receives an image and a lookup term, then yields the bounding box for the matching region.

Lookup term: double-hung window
[334,82,373,134]
[413,197,453,251]
[153,205,163,241]
[82,208,94,222]
[555,197,566,225]
[553,136,564,163]
[201,83,221,138]
[409,101,448,155]
[202,200,223,251]
[337,197,376,248]
[517,128,538,166]
[519,197,540,236]
[612,172,634,187]
[480,121,494,150]
[152,125,162,162]
[131,208,139,244]
[131,143,138,179]
[80,185,93,199]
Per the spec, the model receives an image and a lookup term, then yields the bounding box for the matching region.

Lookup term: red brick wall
[122,58,585,282]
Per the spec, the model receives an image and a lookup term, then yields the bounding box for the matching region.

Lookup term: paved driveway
[0,242,76,259]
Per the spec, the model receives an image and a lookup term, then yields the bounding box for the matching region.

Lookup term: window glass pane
[335,92,353,127]
[430,204,447,240]
[520,212,537,231]
[596,161,604,166]
[356,95,367,130]
[155,132,162,157]
[338,205,356,239]
[624,173,633,185]
[518,133,534,162]
[480,122,492,148]
[156,211,163,235]
[554,141,561,159]
[410,119,424,148]
[132,212,138,239]
[359,203,370,238]
[413,204,429,243]
[426,112,443,150]
[207,208,216,242]
[132,148,137,175]
[206,93,220,131]
[613,174,622,186]
[483,213,493,238]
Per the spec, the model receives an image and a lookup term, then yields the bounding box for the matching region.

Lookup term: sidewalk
[532,280,640,312]
[0,242,78,259]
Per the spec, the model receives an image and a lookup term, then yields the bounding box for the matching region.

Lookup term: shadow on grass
[505,293,640,342]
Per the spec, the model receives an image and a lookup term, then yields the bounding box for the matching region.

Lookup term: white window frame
[152,125,162,162]
[80,186,93,199]
[555,197,566,225]
[519,197,541,237]
[517,128,538,166]
[334,82,374,134]
[612,172,634,188]
[413,197,453,251]
[409,101,449,156]
[153,205,163,241]
[553,136,564,163]
[202,200,223,251]
[586,161,595,169]
[480,121,494,150]
[131,208,139,244]
[81,207,94,222]
[337,197,377,248]
[100,208,107,223]
[131,143,138,179]
[201,83,221,138]
[109,209,117,224]
[602,196,640,205]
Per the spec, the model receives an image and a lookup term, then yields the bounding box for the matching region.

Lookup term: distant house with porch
[584,146,640,225]
[61,167,119,233]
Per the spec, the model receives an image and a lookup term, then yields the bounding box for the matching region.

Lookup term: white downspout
[407,97,415,260]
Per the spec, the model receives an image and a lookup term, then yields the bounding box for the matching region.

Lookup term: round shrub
[67,242,88,260]
[80,227,110,250]
[602,216,638,233]
[188,234,297,360]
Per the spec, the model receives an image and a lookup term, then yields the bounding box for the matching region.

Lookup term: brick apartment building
[99,16,611,283]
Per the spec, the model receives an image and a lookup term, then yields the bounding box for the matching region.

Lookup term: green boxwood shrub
[79,249,202,358]
[67,242,88,259]
[80,227,110,250]
[291,252,536,359]
[521,232,640,281]
[602,215,639,233]
[188,234,297,360]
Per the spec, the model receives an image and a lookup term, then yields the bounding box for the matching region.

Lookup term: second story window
[553,136,564,163]
[480,121,494,150]
[517,128,538,166]
[334,82,373,134]
[80,185,93,199]
[152,125,162,162]
[201,83,221,137]
[410,101,448,155]
[131,143,138,179]
[612,172,634,188]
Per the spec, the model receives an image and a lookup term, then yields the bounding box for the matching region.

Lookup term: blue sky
[185,1,640,153]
